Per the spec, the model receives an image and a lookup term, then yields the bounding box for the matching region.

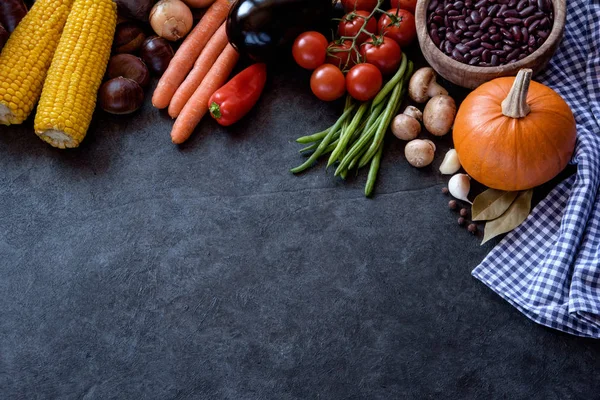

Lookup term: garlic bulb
[439,149,461,175]
[448,173,471,204]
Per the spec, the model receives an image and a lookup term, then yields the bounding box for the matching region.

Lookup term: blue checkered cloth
[472,0,600,338]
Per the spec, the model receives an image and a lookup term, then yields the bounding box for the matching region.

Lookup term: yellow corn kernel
[0,0,74,125]
[34,0,117,149]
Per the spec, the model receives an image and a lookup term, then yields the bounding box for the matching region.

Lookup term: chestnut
[113,22,146,54]
[99,77,145,115]
[106,54,150,88]
[140,36,174,75]
[115,0,155,22]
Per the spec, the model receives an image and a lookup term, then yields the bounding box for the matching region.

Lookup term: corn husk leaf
[482,189,533,245]
[472,189,519,221]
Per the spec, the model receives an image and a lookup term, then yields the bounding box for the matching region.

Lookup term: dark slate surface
[1,59,599,399]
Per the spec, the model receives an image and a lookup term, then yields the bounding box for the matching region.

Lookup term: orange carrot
[170,44,239,144]
[168,22,229,118]
[152,0,232,110]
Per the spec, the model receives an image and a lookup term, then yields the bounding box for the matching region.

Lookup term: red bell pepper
[208,63,268,126]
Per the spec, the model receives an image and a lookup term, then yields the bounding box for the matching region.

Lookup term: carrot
[168,22,229,118]
[170,45,239,144]
[152,0,232,110]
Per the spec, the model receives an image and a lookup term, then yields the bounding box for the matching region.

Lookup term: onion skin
[113,22,147,54]
[99,77,145,115]
[140,36,174,75]
[116,0,155,22]
[150,0,193,41]
[106,54,151,88]
[0,23,9,51]
[0,0,27,33]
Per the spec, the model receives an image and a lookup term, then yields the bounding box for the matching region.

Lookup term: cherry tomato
[310,64,346,102]
[325,40,358,70]
[360,35,402,75]
[346,64,382,101]
[292,31,329,70]
[378,9,417,48]
[341,0,378,12]
[390,0,417,13]
[338,11,377,44]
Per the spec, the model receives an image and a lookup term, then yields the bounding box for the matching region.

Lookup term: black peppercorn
[449,200,458,210]
[442,187,449,195]
[458,217,466,226]
[468,224,478,234]
[460,208,469,217]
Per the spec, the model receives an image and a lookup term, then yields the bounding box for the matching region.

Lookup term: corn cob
[0,0,74,125]
[34,0,117,149]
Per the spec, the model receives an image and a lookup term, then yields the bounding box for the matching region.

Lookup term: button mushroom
[408,67,449,103]
[392,105,423,141]
[423,94,456,136]
[405,139,436,168]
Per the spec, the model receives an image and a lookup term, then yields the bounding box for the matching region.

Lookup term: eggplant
[0,0,27,33]
[226,0,333,62]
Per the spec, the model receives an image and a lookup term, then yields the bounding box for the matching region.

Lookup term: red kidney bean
[520,5,536,17]
[528,35,536,46]
[516,0,527,11]
[480,16,493,29]
[456,43,469,53]
[494,41,503,49]
[507,48,521,61]
[505,39,517,46]
[488,4,500,16]
[498,4,508,15]
[449,15,465,21]
[518,53,527,60]
[480,33,490,41]
[444,3,454,12]
[490,33,502,41]
[465,16,473,24]
[468,24,479,31]
[464,53,473,62]
[444,40,454,53]
[455,1,465,8]
[465,0,473,6]
[521,27,529,42]
[447,32,460,43]
[510,26,522,41]
[528,19,541,32]
[452,49,465,61]
[509,0,518,7]
[433,15,444,24]
[470,10,482,23]
[448,10,461,16]
[479,7,488,18]
[489,25,498,33]
[490,54,499,65]
[503,9,520,17]
[457,19,468,30]
[470,47,484,56]
[503,44,513,51]
[537,29,549,39]
[505,17,523,24]
[537,0,547,12]
[493,18,506,26]
[428,0,439,11]
[482,49,491,62]
[468,56,481,65]
[473,30,484,38]
[475,0,488,7]
[465,38,481,47]
[540,17,550,28]
[430,30,441,46]
[463,31,475,37]
[523,14,538,27]
[456,29,464,36]
[482,42,495,49]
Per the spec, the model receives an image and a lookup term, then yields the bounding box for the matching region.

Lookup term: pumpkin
[453,69,577,191]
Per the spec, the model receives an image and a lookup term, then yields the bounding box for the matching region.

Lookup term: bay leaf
[481,189,533,245]
[472,189,519,221]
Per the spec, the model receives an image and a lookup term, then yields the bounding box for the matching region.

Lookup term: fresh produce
[226,0,332,61]
[0,0,28,33]
[453,69,577,191]
[209,63,268,126]
[107,54,151,88]
[113,22,146,54]
[338,11,377,44]
[34,0,117,148]
[345,63,382,101]
[150,0,193,42]
[168,22,228,118]
[448,174,471,204]
[153,0,232,109]
[99,77,145,115]
[140,36,174,75]
[427,0,554,66]
[341,0,378,12]
[170,44,239,144]
[182,0,216,8]
[292,54,414,197]
[378,8,416,48]
[325,40,356,69]
[360,35,402,75]
[0,0,73,126]
[391,105,421,140]
[310,64,346,102]
[0,24,9,50]
[404,139,435,168]
[116,0,154,22]
[439,149,461,175]
[408,67,447,103]
[390,0,416,13]
[423,94,456,136]
[292,31,329,70]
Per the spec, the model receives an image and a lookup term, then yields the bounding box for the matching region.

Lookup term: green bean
[328,102,369,167]
[364,142,384,197]
[299,142,320,153]
[371,53,407,110]
[334,112,384,176]
[296,128,329,144]
[347,140,371,170]
[290,103,356,174]
[358,78,404,168]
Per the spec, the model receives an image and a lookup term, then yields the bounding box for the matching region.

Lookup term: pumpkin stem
[501,69,532,119]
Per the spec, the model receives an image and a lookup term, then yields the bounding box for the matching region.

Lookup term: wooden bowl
[415,0,567,89]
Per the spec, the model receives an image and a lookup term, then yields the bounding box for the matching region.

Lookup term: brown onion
[106,54,150,88]
[113,22,146,54]
[140,36,174,75]
[150,0,193,41]
[99,77,145,115]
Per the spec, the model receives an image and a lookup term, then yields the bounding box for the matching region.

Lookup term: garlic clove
[448,173,472,204]
[439,149,461,175]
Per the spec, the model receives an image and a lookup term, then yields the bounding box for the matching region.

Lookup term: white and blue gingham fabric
[472,0,600,338]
